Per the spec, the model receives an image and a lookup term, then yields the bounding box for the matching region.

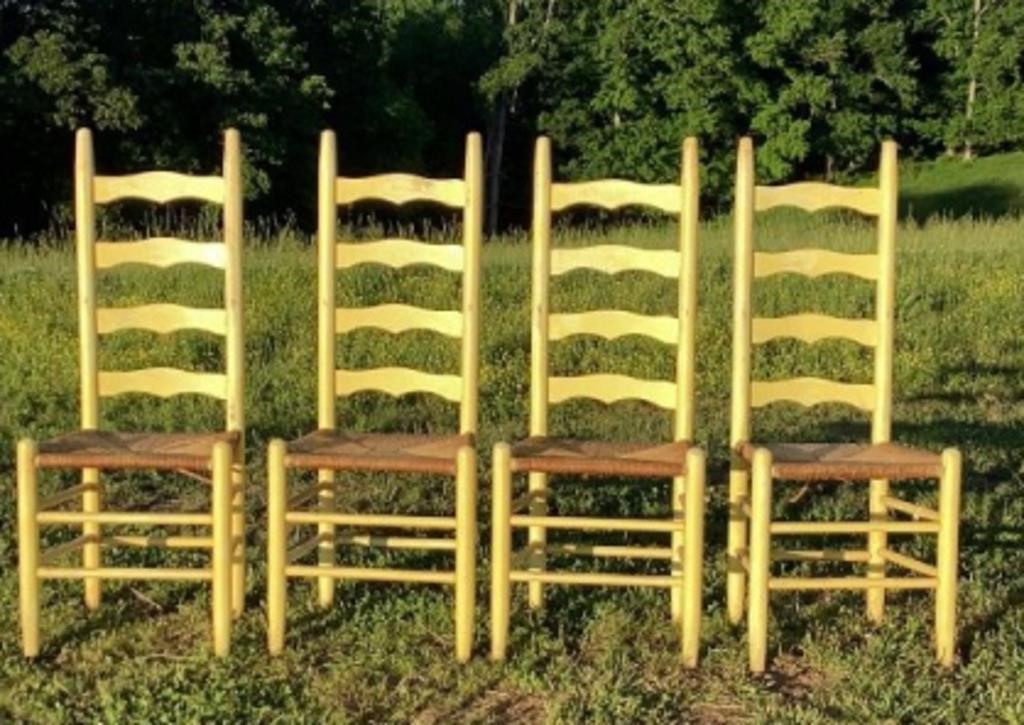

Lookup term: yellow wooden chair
[727,137,962,673]
[17,128,245,657]
[490,137,706,666]
[266,131,482,661]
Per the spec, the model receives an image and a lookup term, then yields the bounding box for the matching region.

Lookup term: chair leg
[454,446,477,663]
[17,439,41,658]
[748,448,772,674]
[681,448,706,668]
[527,471,547,610]
[231,441,246,618]
[935,448,962,668]
[267,439,288,655]
[670,474,685,623]
[727,464,748,625]
[867,476,889,623]
[82,466,101,610]
[317,468,335,609]
[490,443,512,661]
[211,441,233,657]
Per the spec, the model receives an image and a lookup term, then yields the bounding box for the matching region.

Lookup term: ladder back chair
[728,137,962,673]
[490,137,706,666]
[17,128,245,657]
[266,131,482,662]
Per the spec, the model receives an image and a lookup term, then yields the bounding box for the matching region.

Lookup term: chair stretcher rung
[40,536,89,564]
[509,570,679,588]
[772,548,870,563]
[882,496,939,522]
[39,483,98,510]
[768,576,937,591]
[770,521,939,535]
[286,565,455,585]
[541,543,674,560]
[284,512,456,529]
[37,566,213,581]
[510,515,683,533]
[37,511,212,526]
[511,491,543,513]
[287,533,455,564]
[287,483,324,508]
[880,548,938,577]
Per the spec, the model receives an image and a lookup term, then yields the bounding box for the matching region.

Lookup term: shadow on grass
[901,182,1024,223]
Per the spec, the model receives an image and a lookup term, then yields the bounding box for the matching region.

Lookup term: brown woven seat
[36,430,240,471]
[739,442,943,481]
[509,436,690,477]
[285,429,473,475]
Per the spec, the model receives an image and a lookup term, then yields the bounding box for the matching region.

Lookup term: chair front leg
[17,439,41,657]
[82,466,102,610]
[935,448,962,668]
[266,439,288,655]
[211,441,233,657]
[231,439,246,618]
[527,471,547,610]
[681,447,706,668]
[490,442,512,661]
[748,447,773,674]
[727,461,749,625]
[454,445,477,662]
[867,476,889,623]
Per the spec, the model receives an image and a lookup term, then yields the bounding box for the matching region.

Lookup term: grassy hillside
[900,150,1024,221]
[1,212,1023,721]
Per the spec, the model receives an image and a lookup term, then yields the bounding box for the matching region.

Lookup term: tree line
[1,0,1021,237]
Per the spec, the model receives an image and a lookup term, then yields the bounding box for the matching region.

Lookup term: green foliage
[1,210,1024,719]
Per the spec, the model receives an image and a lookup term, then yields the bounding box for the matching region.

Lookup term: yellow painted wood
[750,377,875,411]
[97,304,227,336]
[38,510,213,526]
[542,543,673,560]
[333,534,456,552]
[751,314,878,346]
[286,566,456,585]
[550,245,681,278]
[510,515,684,533]
[334,367,462,402]
[95,238,227,269]
[936,448,961,667]
[754,181,882,215]
[98,368,228,400]
[528,138,553,610]
[548,374,677,409]
[93,171,225,205]
[211,441,232,656]
[37,567,213,581]
[336,173,465,208]
[38,482,97,510]
[769,577,937,591]
[102,534,212,549]
[753,249,879,280]
[549,310,677,344]
[681,447,705,668]
[509,571,679,588]
[266,439,287,655]
[773,549,870,563]
[550,179,681,213]
[747,448,772,674]
[770,521,940,535]
[490,443,511,661]
[882,495,939,522]
[670,473,685,623]
[676,137,700,443]
[879,548,938,577]
[75,129,103,610]
[454,446,476,662]
[335,304,462,338]
[336,239,464,271]
[868,140,899,622]
[728,137,755,625]
[17,440,40,657]
[39,535,89,565]
[284,512,456,529]
[460,133,483,437]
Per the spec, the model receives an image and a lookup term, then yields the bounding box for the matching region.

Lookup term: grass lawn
[1,205,1024,721]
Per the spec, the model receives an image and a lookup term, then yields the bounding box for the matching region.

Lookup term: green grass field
[2,202,1024,721]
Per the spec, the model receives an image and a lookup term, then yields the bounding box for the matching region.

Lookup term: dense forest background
[1,0,1022,236]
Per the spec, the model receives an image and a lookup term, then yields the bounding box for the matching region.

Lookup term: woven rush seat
[510,436,691,477]
[36,430,240,470]
[739,442,942,481]
[285,429,473,474]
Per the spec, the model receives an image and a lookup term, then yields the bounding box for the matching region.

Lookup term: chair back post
[75,129,100,431]
[223,129,244,436]
[872,140,898,445]
[730,137,755,452]
[674,137,699,442]
[460,132,483,436]
[317,130,338,432]
[530,137,552,439]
